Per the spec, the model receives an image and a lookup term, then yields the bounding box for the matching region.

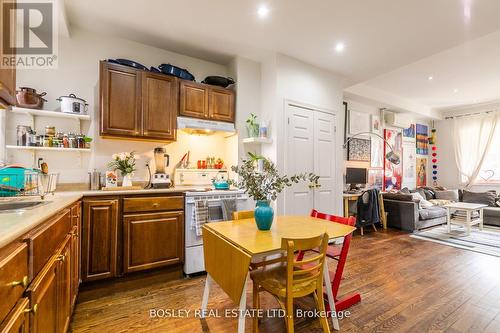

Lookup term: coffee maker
[152,147,171,188]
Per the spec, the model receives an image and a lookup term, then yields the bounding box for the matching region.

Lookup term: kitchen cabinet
[0,298,30,333]
[81,199,119,282]
[99,61,178,141]
[0,0,17,106]
[56,237,71,333]
[179,80,235,123]
[69,203,80,310]
[123,211,183,273]
[0,242,28,323]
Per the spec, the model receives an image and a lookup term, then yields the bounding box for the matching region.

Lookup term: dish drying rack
[0,171,58,199]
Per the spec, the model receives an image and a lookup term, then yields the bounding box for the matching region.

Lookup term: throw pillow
[400,187,411,194]
[435,189,459,202]
[462,190,497,207]
[411,192,434,209]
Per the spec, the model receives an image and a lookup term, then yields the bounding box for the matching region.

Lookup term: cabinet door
[0,298,29,333]
[82,199,119,282]
[179,81,208,119]
[26,259,58,333]
[100,62,141,137]
[0,0,16,106]
[208,88,235,122]
[123,211,183,273]
[141,72,178,140]
[56,237,71,333]
[70,203,80,309]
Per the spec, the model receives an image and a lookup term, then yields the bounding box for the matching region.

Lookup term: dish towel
[222,199,237,221]
[192,200,208,236]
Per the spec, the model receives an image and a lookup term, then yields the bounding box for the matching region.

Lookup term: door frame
[282,99,343,216]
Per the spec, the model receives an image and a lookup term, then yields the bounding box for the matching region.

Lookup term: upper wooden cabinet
[0,0,17,106]
[99,61,178,141]
[179,80,235,123]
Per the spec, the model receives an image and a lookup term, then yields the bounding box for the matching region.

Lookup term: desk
[201,216,356,332]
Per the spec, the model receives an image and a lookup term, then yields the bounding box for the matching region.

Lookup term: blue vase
[255,200,274,231]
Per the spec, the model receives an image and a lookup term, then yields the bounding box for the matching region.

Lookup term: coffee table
[444,202,488,235]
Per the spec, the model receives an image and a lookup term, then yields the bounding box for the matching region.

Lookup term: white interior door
[285,104,315,215]
[285,104,336,215]
[313,111,336,214]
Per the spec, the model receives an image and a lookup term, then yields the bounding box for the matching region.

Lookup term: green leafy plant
[246,113,259,137]
[107,152,137,176]
[229,152,319,201]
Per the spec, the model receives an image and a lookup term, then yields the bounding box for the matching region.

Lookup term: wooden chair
[251,233,330,333]
[298,209,361,312]
[232,210,254,220]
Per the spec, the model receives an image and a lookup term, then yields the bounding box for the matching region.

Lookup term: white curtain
[452,111,500,188]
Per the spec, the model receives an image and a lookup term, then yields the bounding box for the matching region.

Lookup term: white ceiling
[64,0,500,112]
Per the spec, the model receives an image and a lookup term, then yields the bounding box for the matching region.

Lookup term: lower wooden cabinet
[123,211,183,273]
[56,237,72,333]
[70,203,81,309]
[0,298,30,333]
[82,199,119,282]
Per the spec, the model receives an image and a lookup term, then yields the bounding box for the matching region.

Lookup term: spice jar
[62,133,69,148]
[68,133,76,148]
[76,134,85,149]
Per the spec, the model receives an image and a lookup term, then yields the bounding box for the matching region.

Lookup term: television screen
[346,167,367,185]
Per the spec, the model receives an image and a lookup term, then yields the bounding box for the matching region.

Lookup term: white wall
[259,54,346,215]
[9,28,239,184]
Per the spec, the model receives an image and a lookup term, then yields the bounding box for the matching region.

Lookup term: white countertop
[0,186,204,248]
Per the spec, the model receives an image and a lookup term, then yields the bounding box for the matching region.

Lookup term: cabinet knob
[69,231,79,237]
[57,254,66,262]
[24,303,38,314]
[308,184,315,189]
[152,203,160,207]
[9,275,28,288]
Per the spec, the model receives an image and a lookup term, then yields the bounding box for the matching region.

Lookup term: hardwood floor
[70,229,500,332]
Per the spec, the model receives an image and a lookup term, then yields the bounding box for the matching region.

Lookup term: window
[476,126,500,184]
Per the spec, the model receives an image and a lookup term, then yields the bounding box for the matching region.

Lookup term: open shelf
[10,107,91,121]
[6,145,91,152]
[242,137,273,144]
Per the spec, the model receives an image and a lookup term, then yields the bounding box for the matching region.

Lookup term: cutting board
[101,186,143,191]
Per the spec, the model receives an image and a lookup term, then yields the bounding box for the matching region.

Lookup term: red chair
[297,209,361,312]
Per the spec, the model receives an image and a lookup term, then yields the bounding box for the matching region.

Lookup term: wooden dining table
[201,215,356,332]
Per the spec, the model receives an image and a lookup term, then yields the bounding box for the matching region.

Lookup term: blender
[151,147,171,188]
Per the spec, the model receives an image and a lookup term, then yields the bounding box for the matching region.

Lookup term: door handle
[24,304,38,314]
[308,184,315,189]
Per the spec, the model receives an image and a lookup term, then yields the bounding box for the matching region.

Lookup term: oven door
[185,199,226,248]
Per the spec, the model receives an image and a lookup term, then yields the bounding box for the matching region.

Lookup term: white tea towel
[192,200,208,236]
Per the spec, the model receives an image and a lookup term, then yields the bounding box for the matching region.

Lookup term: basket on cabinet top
[0,167,58,199]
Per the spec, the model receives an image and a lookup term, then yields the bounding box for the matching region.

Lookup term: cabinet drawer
[123,196,183,213]
[24,209,72,279]
[0,243,28,324]
[0,297,29,333]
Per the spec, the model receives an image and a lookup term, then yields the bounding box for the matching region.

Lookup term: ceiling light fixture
[334,42,345,53]
[453,88,459,93]
[428,76,433,81]
[257,4,270,18]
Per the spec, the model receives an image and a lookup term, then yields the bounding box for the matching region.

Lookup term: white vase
[122,174,132,187]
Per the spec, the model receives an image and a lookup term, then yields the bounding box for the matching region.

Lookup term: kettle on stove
[212,171,230,190]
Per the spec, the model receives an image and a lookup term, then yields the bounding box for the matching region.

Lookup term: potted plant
[108,152,137,187]
[246,113,259,138]
[229,153,319,230]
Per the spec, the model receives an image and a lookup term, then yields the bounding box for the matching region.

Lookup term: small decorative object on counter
[246,113,259,138]
[105,170,117,188]
[89,169,101,190]
[229,152,319,231]
[107,152,137,187]
[259,120,268,138]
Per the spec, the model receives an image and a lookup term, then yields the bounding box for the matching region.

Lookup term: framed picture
[403,124,415,142]
[402,143,417,189]
[417,157,427,187]
[348,138,371,161]
[384,129,403,191]
[370,114,382,134]
[416,124,429,155]
[370,136,384,168]
[348,109,371,136]
[368,168,384,190]
[105,170,118,188]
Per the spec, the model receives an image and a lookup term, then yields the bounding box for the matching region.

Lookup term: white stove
[177,169,252,275]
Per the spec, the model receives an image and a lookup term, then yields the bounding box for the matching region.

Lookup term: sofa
[383,188,500,232]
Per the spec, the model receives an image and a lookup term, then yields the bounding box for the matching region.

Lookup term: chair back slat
[310,209,356,226]
[232,210,254,220]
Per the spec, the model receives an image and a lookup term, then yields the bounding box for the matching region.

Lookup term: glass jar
[62,134,69,148]
[68,133,76,148]
[42,135,50,147]
[45,126,56,136]
[76,134,85,149]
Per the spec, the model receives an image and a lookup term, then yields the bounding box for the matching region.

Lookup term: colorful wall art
[402,142,417,189]
[347,138,371,161]
[368,168,384,190]
[417,157,427,187]
[416,124,429,155]
[384,129,403,191]
[403,124,415,141]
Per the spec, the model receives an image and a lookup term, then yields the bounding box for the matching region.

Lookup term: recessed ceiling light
[334,42,345,53]
[453,88,459,93]
[428,76,433,81]
[257,4,270,18]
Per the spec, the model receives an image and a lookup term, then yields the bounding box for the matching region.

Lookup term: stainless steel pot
[56,94,88,114]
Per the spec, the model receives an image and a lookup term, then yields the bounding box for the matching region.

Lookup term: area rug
[410,225,500,257]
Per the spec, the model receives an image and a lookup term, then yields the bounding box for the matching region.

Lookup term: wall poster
[384,129,403,191]
[417,157,427,187]
[402,143,417,189]
[416,124,429,155]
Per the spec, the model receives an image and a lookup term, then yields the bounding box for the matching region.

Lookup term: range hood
[177,116,236,135]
